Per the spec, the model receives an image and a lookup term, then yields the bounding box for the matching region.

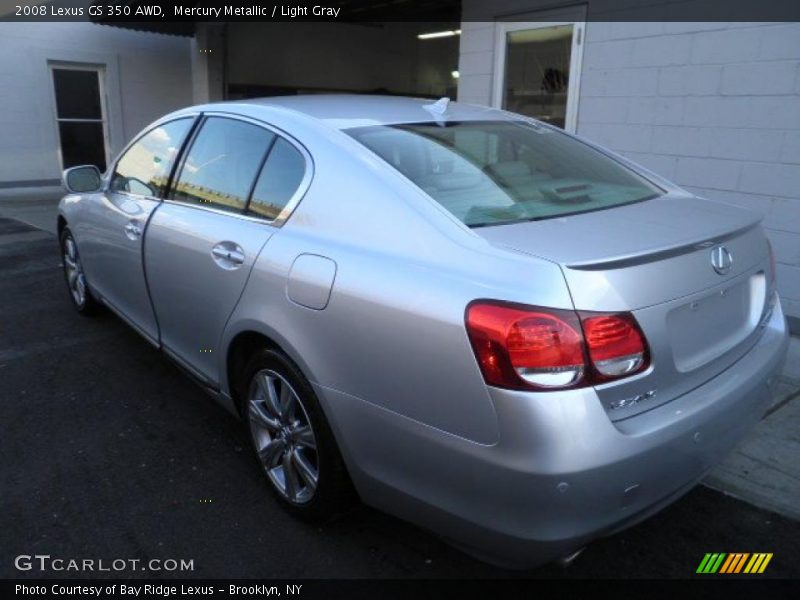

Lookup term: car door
[143,115,310,386]
[77,117,196,343]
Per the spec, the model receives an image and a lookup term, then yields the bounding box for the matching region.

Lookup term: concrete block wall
[457,21,498,106]
[578,22,800,322]
[458,10,800,324]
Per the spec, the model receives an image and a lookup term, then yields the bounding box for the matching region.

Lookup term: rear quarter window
[247,138,306,220]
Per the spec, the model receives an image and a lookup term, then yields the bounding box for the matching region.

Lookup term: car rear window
[346,120,661,227]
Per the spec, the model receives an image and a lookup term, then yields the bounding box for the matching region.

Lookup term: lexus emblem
[711,246,733,275]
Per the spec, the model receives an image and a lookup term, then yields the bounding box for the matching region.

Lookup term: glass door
[492,20,585,132]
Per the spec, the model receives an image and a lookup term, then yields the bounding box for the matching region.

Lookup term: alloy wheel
[63,234,87,307]
[247,369,319,504]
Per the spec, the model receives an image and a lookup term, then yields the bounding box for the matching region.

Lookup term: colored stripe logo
[696,553,773,574]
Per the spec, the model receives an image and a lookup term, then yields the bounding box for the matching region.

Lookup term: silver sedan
[58,95,789,567]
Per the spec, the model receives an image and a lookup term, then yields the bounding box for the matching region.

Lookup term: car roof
[197,94,516,130]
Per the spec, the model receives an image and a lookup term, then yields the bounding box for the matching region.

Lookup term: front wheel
[241,348,355,521]
[60,227,100,315]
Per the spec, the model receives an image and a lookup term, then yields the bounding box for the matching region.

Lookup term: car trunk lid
[475,194,775,419]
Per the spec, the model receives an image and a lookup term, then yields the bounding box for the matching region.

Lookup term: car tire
[240,347,355,522]
[60,227,100,316]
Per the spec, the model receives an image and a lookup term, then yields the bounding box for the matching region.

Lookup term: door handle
[211,243,245,268]
[124,221,142,239]
[211,247,244,264]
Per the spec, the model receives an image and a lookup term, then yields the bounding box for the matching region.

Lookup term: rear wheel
[60,228,100,315]
[241,348,355,521]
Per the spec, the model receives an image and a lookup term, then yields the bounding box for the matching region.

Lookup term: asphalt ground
[1,215,799,580]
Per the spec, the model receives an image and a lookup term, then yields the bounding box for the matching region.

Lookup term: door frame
[491,16,586,133]
[48,61,111,172]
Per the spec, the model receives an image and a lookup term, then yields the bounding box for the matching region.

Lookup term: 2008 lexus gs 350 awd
[58,96,789,567]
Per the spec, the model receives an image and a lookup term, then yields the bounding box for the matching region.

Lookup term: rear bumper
[319,301,789,568]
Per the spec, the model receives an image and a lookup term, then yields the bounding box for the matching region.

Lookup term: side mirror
[63,165,103,194]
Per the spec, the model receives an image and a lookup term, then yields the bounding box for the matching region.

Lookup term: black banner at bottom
[3,579,798,600]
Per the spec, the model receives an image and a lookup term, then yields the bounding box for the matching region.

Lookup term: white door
[492,18,586,133]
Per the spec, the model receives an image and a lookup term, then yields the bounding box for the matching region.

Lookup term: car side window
[110,118,193,197]
[247,138,307,220]
[170,117,275,213]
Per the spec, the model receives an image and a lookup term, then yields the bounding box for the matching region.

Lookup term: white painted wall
[458,1,800,323]
[0,22,192,193]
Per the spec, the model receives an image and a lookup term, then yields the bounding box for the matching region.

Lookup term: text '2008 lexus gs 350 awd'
[58,95,789,567]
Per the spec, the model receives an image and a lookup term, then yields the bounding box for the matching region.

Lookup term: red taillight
[466,302,585,389]
[581,313,648,380]
[466,301,649,391]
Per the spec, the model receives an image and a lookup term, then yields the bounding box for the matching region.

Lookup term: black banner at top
[1,0,800,24]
